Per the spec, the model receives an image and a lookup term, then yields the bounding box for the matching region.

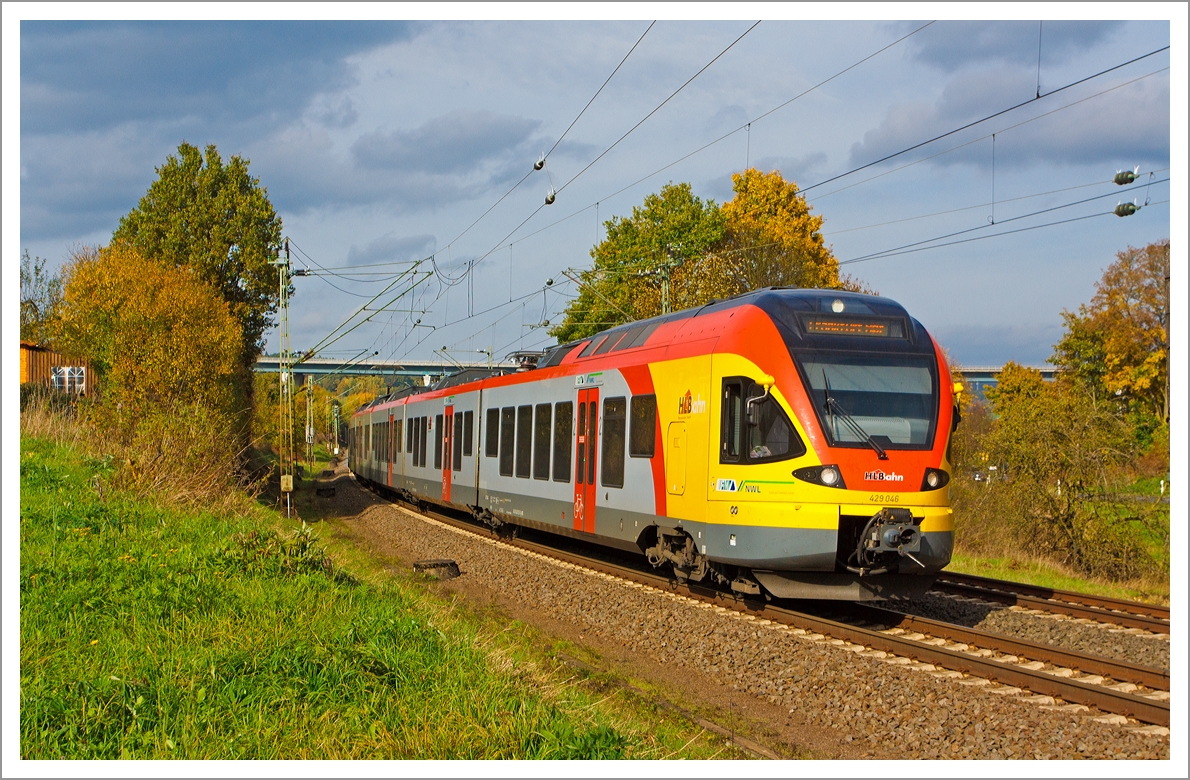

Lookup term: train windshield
[796,352,937,449]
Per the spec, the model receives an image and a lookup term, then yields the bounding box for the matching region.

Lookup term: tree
[112,142,284,368]
[1051,239,1170,423]
[550,171,870,343]
[979,363,1151,578]
[550,182,725,343]
[53,242,244,420]
[716,168,855,291]
[20,250,63,344]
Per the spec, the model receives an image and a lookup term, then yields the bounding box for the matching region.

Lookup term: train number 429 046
[868,494,901,503]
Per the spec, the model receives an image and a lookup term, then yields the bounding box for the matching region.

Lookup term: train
[348,287,958,600]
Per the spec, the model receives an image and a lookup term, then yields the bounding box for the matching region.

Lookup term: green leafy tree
[976,363,1155,578]
[550,183,726,343]
[112,142,284,368]
[20,250,63,344]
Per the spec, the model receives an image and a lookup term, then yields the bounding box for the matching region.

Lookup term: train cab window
[720,378,805,464]
[629,394,657,457]
[419,417,428,468]
[601,396,627,488]
[499,407,515,476]
[533,403,552,480]
[434,414,444,469]
[394,419,403,454]
[463,411,474,457]
[453,412,463,471]
[485,408,500,458]
[553,401,573,482]
[515,405,533,478]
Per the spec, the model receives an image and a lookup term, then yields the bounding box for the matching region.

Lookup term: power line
[544,21,655,162]
[556,20,762,196]
[486,21,937,254]
[840,186,1168,266]
[824,168,1168,236]
[812,66,1169,203]
[800,44,1170,194]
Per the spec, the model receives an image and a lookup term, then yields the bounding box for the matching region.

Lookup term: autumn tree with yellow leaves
[551,169,867,343]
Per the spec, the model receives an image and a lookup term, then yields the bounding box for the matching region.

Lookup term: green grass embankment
[19,434,741,760]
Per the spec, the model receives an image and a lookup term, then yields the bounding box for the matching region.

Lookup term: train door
[388,413,395,487]
[442,404,454,502]
[574,388,599,533]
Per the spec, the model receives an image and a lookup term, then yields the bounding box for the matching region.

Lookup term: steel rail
[936,572,1170,620]
[932,575,1170,635]
[373,488,1169,726]
[836,602,1170,691]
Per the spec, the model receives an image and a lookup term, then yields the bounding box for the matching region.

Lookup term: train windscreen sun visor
[797,354,937,448]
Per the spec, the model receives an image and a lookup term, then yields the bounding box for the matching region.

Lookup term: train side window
[419,417,428,468]
[553,401,573,482]
[499,407,515,476]
[515,405,532,478]
[533,403,552,480]
[601,396,626,488]
[407,416,415,454]
[485,408,500,457]
[463,411,474,457]
[722,381,744,463]
[434,414,444,470]
[576,402,587,485]
[394,419,403,453]
[453,412,463,471]
[629,394,657,457]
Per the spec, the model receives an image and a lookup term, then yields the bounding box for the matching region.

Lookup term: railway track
[932,572,1171,634]
[368,488,1169,729]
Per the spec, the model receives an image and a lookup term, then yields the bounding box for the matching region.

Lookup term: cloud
[20,21,416,135]
[847,68,1170,170]
[346,233,437,266]
[751,153,828,188]
[933,322,1065,367]
[904,21,1119,71]
[351,110,541,175]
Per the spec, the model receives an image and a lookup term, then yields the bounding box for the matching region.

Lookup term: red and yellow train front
[653,290,955,600]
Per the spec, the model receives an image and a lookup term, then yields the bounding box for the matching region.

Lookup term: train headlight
[920,468,950,491]
[792,465,847,489]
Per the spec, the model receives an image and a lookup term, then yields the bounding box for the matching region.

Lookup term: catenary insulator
[1114,169,1139,186]
[545,188,556,205]
[1114,201,1139,217]
[534,154,545,171]
[546,278,553,286]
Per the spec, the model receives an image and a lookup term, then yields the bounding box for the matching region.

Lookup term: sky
[8,7,1183,372]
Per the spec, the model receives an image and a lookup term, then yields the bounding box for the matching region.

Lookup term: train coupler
[848,508,924,575]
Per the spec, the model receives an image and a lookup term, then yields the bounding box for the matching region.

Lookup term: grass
[946,551,1170,606]
[20,432,748,760]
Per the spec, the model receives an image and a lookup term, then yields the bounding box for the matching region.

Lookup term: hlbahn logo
[864,470,904,482]
[678,390,707,415]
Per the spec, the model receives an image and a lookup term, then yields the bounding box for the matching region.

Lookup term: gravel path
[328,479,1168,760]
[900,593,1171,672]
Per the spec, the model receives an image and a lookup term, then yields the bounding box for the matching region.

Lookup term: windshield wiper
[822,370,888,460]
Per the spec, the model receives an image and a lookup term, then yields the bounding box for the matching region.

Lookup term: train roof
[539,287,923,367]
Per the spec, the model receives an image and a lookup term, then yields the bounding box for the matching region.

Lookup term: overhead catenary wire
[555,20,762,197]
[799,44,1171,194]
[839,200,1168,266]
[811,66,1170,203]
[841,179,1169,265]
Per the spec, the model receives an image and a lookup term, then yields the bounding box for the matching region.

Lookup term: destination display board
[800,316,906,338]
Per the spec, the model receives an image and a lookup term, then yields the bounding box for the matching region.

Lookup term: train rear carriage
[350,288,956,600]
